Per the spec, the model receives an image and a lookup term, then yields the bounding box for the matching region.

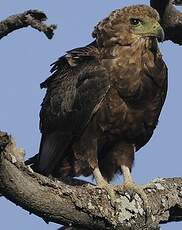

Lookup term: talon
[121,182,151,222]
[97,184,116,206]
[120,165,151,222]
[93,167,116,206]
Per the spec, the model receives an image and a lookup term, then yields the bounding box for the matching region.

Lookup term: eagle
[36,5,167,199]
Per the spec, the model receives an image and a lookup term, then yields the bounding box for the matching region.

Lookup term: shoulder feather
[40,41,98,89]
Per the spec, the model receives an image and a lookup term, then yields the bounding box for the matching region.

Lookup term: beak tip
[157,28,165,42]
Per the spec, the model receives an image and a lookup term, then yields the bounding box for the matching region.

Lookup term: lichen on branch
[0,131,181,230]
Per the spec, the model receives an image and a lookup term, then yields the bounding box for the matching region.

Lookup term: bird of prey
[36,5,167,200]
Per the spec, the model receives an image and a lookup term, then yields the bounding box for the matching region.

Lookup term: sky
[0,0,181,229]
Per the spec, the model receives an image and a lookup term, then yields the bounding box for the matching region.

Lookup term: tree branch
[0,10,57,40]
[0,131,181,230]
[150,0,182,44]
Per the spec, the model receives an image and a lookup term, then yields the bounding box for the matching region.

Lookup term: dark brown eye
[130,18,142,26]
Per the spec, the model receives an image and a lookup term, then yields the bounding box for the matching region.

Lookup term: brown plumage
[37,5,167,188]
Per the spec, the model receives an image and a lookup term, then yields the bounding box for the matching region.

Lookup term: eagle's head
[92,5,164,47]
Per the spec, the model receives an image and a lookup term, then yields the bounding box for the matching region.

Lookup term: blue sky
[0,0,181,229]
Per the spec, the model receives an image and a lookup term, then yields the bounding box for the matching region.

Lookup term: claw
[121,182,151,223]
[93,167,116,206]
[120,165,152,223]
[96,182,116,206]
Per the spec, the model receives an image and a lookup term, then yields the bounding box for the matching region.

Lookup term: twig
[0,10,57,40]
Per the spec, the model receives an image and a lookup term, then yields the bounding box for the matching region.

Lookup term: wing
[136,49,168,150]
[38,41,110,175]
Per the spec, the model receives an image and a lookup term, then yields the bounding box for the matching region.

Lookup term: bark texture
[0,131,182,230]
[0,10,57,39]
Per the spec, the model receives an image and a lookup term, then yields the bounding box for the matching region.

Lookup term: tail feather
[38,132,71,176]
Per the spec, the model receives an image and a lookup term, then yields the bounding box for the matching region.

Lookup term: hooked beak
[139,22,165,42]
[154,23,165,42]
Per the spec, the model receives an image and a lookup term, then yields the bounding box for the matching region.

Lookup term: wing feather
[38,41,110,174]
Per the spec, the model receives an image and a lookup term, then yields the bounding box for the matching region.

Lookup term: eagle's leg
[110,142,150,217]
[93,167,116,204]
[93,167,108,187]
[121,165,133,184]
[120,164,150,218]
[74,122,116,202]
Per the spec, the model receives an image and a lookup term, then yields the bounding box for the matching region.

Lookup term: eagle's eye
[130,18,142,26]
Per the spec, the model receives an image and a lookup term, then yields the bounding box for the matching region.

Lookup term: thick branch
[0,10,57,40]
[151,0,182,44]
[0,131,182,230]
